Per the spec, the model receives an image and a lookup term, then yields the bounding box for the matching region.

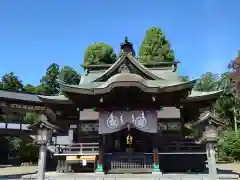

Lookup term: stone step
[21,173,239,180]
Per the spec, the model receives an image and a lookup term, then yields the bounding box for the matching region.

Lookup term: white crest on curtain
[132,111,147,128]
[106,112,123,129]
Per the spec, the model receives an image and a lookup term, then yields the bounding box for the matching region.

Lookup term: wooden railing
[162,141,206,154]
[53,143,99,155]
[104,152,153,173]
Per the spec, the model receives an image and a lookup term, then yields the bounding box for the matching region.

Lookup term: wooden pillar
[152,134,161,174]
[96,134,105,174]
[77,108,80,143]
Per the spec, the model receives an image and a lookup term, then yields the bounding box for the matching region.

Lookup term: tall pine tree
[40,63,60,95]
[59,66,81,85]
[139,27,175,64]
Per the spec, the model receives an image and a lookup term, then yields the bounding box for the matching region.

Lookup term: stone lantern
[204,125,218,180]
[194,110,225,142]
[195,111,226,180]
[29,114,62,180]
[35,125,53,145]
[203,124,218,142]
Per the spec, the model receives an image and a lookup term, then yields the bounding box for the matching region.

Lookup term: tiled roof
[0,90,41,102]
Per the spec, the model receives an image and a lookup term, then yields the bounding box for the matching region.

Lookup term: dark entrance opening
[106,128,153,153]
[103,128,154,173]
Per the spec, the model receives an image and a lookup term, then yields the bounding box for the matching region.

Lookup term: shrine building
[0,38,224,175]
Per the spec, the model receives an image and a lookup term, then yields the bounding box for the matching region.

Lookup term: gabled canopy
[59,48,198,98]
[183,90,222,102]
[28,114,63,133]
[93,52,163,82]
[194,111,226,127]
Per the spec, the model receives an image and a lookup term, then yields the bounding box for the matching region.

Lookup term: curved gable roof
[93,53,162,82]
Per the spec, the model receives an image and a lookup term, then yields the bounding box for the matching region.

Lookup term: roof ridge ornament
[118,64,130,73]
[125,36,129,43]
[120,36,135,56]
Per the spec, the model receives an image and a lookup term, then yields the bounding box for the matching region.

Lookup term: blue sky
[0,0,239,85]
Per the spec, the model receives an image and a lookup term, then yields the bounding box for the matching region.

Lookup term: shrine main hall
[0,38,226,179]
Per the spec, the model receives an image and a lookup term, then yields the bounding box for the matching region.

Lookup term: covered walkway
[0,122,31,135]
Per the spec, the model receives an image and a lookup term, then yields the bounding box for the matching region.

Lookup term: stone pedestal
[203,124,218,180]
[38,145,47,180]
[152,148,161,174]
[206,142,217,180]
[56,159,71,173]
[126,147,134,152]
[96,135,104,174]
[96,154,104,174]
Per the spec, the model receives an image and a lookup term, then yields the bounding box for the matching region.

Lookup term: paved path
[21,173,239,180]
[0,164,240,179]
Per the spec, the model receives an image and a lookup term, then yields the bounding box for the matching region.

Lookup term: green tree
[180,76,189,82]
[84,43,116,65]
[24,84,48,95]
[19,139,38,162]
[59,66,81,85]
[190,71,240,161]
[217,129,240,162]
[139,27,175,64]
[193,72,219,92]
[5,136,20,163]
[24,112,39,123]
[0,73,37,163]
[193,72,236,126]
[215,73,236,126]
[1,72,24,91]
[24,84,37,93]
[40,63,60,95]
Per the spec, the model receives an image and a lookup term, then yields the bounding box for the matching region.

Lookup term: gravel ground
[0,166,37,176]
[0,166,37,180]
[217,163,240,174]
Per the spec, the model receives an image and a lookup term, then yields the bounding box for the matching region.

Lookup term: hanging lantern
[126,134,133,147]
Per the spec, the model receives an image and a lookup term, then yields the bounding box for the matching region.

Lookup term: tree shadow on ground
[0,172,36,179]
[217,168,240,176]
